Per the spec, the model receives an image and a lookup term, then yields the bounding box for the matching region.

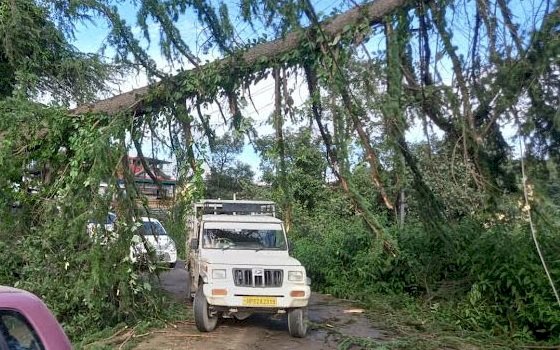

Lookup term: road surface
[134,261,389,350]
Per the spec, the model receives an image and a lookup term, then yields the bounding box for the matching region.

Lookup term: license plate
[242,296,277,306]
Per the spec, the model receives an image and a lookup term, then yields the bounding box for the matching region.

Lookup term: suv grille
[233,268,283,287]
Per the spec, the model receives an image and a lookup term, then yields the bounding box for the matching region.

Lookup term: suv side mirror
[189,238,199,250]
[287,239,293,253]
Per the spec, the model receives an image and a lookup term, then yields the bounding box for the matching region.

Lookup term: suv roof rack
[194,199,276,217]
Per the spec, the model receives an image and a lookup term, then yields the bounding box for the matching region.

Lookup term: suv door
[188,220,201,293]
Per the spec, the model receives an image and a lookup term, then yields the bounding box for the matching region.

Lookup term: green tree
[209,133,244,173]
[255,128,327,211]
[0,0,159,341]
[205,133,254,199]
[0,0,114,103]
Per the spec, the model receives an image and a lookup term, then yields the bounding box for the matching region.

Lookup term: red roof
[128,156,175,182]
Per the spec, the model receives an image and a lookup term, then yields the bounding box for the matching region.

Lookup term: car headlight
[288,271,304,282]
[212,269,226,279]
[166,241,176,252]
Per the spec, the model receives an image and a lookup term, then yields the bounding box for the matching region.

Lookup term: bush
[460,223,560,339]
[0,107,173,341]
[291,192,560,341]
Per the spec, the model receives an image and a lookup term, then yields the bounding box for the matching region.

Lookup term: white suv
[187,200,310,337]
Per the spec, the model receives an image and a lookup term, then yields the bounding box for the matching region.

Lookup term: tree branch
[72,0,408,116]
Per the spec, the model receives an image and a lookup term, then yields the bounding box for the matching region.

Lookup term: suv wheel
[194,285,218,332]
[288,308,307,338]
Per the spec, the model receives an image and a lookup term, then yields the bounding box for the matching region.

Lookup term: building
[127,156,177,209]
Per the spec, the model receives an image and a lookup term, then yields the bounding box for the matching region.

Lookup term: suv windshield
[139,221,167,236]
[202,222,286,250]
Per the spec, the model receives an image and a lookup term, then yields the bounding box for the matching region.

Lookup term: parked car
[86,212,117,244]
[0,286,71,350]
[130,217,177,268]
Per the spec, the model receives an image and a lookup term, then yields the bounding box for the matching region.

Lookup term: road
[134,261,389,350]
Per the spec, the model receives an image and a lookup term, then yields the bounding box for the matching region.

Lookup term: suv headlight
[212,269,226,279]
[288,271,304,282]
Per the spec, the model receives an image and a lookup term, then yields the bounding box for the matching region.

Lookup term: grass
[74,291,192,350]
[334,293,550,350]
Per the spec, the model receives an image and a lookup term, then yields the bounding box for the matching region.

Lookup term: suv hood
[202,250,301,267]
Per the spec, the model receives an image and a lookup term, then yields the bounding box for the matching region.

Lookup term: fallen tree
[71,0,407,116]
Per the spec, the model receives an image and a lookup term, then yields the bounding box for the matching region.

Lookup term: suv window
[202,222,287,250]
[0,310,44,350]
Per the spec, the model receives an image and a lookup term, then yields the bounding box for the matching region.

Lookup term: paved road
[136,261,387,349]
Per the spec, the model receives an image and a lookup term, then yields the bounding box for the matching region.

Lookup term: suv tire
[194,285,218,332]
[288,308,307,338]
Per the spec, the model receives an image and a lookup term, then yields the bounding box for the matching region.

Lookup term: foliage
[254,128,327,210]
[0,2,148,340]
[204,132,255,199]
[459,223,560,339]
[74,294,191,349]
[291,190,560,340]
[248,129,560,342]
[289,184,560,341]
[0,0,116,103]
[0,100,169,340]
[1,0,559,346]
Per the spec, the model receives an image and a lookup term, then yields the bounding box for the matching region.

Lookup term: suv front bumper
[203,284,310,309]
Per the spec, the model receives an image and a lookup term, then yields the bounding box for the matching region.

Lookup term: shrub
[292,197,560,341]
[461,223,560,339]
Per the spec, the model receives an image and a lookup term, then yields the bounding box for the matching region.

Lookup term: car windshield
[202,222,287,250]
[88,212,116,225]
[139,221,167,236]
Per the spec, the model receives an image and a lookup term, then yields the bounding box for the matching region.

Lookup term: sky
[68,0,540,179]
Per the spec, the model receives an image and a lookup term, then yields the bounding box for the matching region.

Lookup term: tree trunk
[274,67,292,232]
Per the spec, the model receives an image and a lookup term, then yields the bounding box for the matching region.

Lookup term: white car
[130,217,178,268]
[86,212,117,244]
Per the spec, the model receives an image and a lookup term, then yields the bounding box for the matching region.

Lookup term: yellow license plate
[242,296,277,306]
